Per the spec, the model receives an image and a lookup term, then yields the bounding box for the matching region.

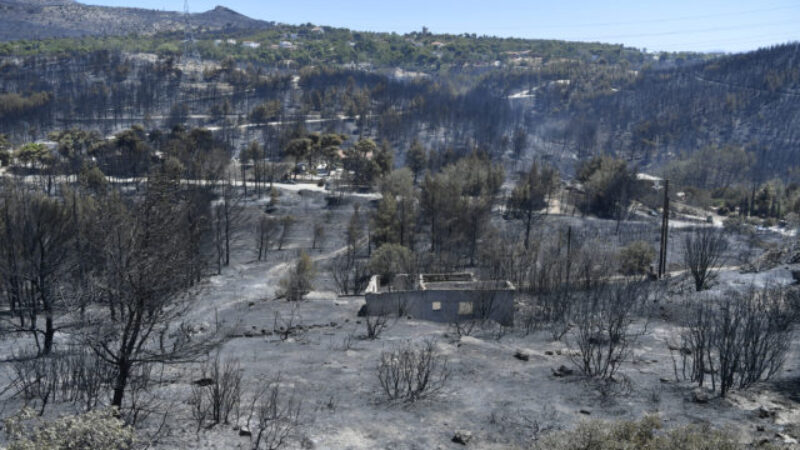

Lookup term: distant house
[636,173,664,190]
[226,39,237,45]
[509,56,542,66]
[364,273,515,326]
[311,26,324,34]
[34,140,57,151]
[503,50,532,57]
[279,41,294,49]
[430,41,445,48]
[242,41,261,49]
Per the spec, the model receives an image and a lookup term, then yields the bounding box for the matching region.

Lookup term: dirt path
[187,239,362,322]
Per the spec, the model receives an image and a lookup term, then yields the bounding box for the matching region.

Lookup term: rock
[776,433,799,445]
[552,365,574,377]
[452,430,472,445]
[301,437,315,449]
[791,270,800,284]
[513,350,530,361]
[544,350,554,356]
[659,377,671,383]
[757,425,765,432]
[691,388,711,404]
[330,321,337,327]
[238,428,251,437]
[193,377,214,387]
[579,409,591,415]
[758,406,774,419]
[248,301,255,307]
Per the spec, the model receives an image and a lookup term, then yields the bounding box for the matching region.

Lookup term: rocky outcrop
[0,0,272,41]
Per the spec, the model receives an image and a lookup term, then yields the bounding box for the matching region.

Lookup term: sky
[84,0,800,53]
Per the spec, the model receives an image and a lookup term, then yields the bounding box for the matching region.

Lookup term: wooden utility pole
[565,226,572,287]
[658,179,670,278]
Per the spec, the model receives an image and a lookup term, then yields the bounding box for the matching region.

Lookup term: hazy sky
[85,0,800,53]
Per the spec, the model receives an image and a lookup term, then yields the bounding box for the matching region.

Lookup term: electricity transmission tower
[182,0,200,64]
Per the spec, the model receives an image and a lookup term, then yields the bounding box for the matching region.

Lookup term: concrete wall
[365,289,514,326]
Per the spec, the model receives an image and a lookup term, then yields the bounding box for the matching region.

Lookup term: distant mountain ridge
[0,1,272,41]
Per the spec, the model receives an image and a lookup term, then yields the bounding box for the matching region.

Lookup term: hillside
[3,3,800,450]
[0,1,271,40]
[570,43,800,173]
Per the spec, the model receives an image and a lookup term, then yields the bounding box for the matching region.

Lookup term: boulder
[690,388,711,404]
[776,433,799,445]
[758,406,775,419]
[452,430,472,445]
[193,378,214,387]
[552,365,574,377]
[513,350,530,361]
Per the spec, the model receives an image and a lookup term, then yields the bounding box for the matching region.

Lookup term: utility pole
[565,225,572,287]
[182,0,200,64]
[658,179,670,278]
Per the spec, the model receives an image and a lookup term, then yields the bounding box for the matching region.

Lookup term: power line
[182,0,200,63]
[572,20,798,41]
[474,3,800,30]
[653,35,798,52]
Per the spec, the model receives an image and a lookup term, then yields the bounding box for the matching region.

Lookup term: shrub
[377,340,449,403]
[245,375,302,450]
[189,353,242,431]
[364,313,388,340]
[279,251,315,301]
[619,240,655,275]
[367,243,414,288]
[535,416,743,450]
[4,408,135,450]
[683,227,727,291]
[671,287,793,397]
[569,282,649,380]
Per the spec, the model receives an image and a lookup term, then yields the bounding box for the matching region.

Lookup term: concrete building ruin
[363,273,515,326]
